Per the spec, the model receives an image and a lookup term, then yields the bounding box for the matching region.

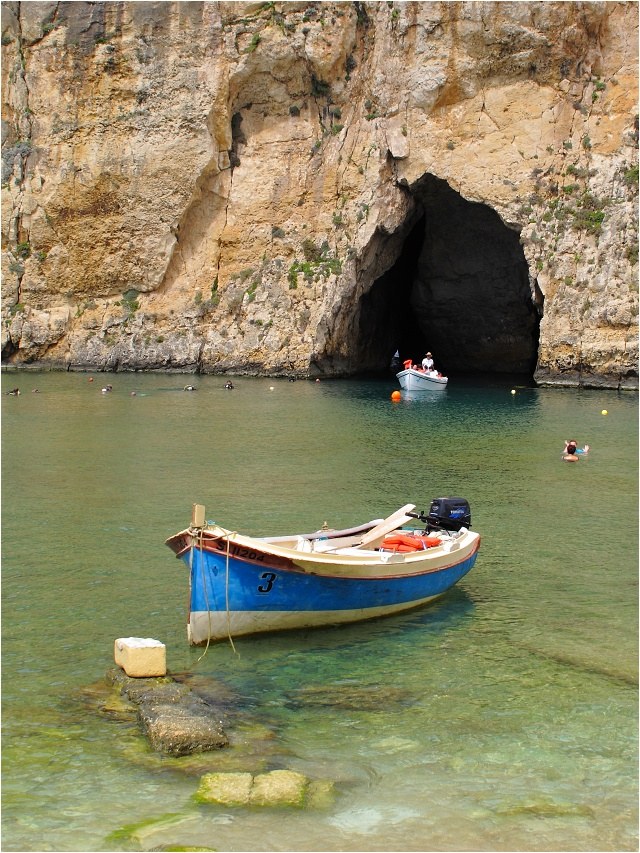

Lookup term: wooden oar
[358,504,417,547]
[315,504,417,552]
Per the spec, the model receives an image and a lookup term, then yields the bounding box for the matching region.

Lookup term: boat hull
[396,368,448,391]
[167,526,480,644]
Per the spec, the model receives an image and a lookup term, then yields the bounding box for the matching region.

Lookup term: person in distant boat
[7,388,20,395]
[225,381,234,390]
[564,439,590,455]
[184,385,196,391]
[421,352,434,371]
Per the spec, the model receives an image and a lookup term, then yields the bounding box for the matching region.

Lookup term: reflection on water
[395,389,448,404]
[1,372,638,852]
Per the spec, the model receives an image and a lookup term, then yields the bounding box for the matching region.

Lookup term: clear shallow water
[1,371,637,852]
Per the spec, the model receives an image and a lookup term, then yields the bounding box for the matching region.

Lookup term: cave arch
[356,174,542,377]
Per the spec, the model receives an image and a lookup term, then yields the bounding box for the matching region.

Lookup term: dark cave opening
[357,174,542,377]
[357,214,426,371]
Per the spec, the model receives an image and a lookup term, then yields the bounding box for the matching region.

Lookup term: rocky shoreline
[2,361,637,390]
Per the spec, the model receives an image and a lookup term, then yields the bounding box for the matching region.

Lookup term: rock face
[105,668,229,756]
[1,1,637,388]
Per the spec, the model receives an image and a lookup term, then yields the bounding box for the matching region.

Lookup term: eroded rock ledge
[105,667,229,756]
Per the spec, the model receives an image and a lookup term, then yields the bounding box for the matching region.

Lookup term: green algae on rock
[195,769,336,808]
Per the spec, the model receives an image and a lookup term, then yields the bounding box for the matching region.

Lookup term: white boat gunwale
[169,523,480,574]
[167,503,421,564]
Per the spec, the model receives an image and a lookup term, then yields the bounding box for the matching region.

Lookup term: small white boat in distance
[396,366,448,391]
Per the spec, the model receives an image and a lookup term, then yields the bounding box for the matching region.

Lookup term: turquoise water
[1,371,638,852]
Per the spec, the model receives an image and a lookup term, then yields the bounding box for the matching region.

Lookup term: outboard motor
[425,497,471,532]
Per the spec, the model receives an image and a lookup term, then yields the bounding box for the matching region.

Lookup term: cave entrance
[357,173,542,377]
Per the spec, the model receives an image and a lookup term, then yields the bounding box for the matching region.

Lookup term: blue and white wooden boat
[165,500,480,644]
[396,367,448,391]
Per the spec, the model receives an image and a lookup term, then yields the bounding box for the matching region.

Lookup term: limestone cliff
[1,1,637,388]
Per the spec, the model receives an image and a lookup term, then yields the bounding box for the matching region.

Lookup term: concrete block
[114,637,166,678]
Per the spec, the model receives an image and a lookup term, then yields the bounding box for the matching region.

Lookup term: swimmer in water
[564,439,590,455]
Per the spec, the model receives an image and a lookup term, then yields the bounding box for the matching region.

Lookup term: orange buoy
[391,390,401,402]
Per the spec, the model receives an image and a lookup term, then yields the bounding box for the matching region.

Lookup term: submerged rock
[288,683,414,711]
[494,799,596,818]
[196,771,253,806]
[104,668,229,756]
[85,671,288,775]
[105,812,197,847]
[195,769,335,809]
[138,702,228,756]
[250,769,308,807]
